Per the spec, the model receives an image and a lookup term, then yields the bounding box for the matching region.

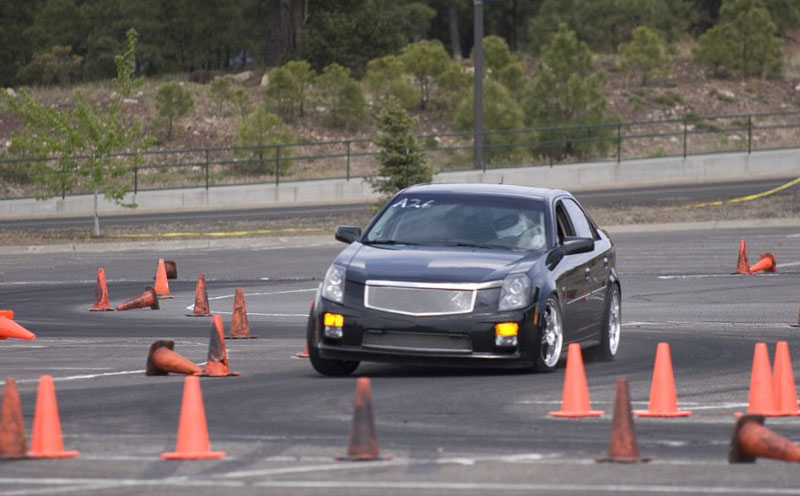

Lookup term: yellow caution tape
[113,227,325,239]
[687,176,800,209]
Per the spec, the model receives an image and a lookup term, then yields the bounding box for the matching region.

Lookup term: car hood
[339,243,543,284]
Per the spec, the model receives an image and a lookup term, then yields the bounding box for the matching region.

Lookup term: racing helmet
[493,212,528,238]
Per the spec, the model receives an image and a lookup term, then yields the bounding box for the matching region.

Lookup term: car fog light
[495,322,518,347]
[324,313,344,339]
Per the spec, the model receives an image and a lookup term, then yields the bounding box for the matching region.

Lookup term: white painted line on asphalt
[624,321,790,328]
[185,287,317,312]
[0,369,145,386]
[778,261,800,268]
[657,274,759,279]
[786,233,800,238]
[211,311,307,317]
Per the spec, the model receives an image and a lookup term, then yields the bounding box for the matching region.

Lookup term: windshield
[363,194,549,251]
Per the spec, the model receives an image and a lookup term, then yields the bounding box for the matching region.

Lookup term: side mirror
[562,236,594,255]
[335,226,361,244]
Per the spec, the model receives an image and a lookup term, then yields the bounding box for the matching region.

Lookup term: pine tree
[619,26,670,85]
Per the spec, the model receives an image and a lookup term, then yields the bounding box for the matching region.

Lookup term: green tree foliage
[4,30,150,236]
[475,36,526,97]
[316,63,366,130]
[209,78,233,114]
[401,40,451,110]
[435,61,471,111]
[16,45,83,85]
[453,79,525,164]
[230,88,250,120]
[522,25,613,160]
[720,0,800,35]
[367,98,431,199]
[694,0,782,78]
[365,55,417,110]
[284,60,314,117]
[264,67,299,120]
[528,0,690,53]
[234,109,296,176]
[155,82,194,141]
[619,26,670,85]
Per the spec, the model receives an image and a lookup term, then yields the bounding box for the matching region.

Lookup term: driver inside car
[492,212,546,250]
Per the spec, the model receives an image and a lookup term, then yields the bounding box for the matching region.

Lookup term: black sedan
[306,183,620,376]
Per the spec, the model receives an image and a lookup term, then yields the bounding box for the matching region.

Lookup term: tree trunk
[93,189,100,237]
[265,0,308,67]
[448,0,462,60]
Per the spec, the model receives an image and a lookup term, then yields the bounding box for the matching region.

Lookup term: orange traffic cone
[730,415,800,463]
[736,240,750,274]
[202,315,241,377]
[89,268,113,311]
[146,340,203,376]
[229,288,256,339]
[0,378,27,459]
[749,253,777,274]
[161,376,226,460]
[295,342,310,359]
[164,260,178,280]
[772,341,800,416]
[115,286,160,311]
[598,378,645,463]
[0,311,36,341]
[743,342,779,416]
[635,343,691,417]
[336,377,389,461]
[550,343,604,418]
[154,259,172,299]
[186,274,211,317]
[28,375,79,458]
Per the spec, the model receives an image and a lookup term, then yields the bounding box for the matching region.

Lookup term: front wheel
[588,284,621,362]
[533,296,564,373]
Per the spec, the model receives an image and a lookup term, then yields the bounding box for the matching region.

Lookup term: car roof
[401,183,570,202]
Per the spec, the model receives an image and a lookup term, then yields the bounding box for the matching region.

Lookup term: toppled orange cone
[772,341,800,416]
[229,288,256,339]
[749,253,777,274]
[635,342,691,417]
[89,268,113,311]
[154,259,172,299]
[336,377,389,461]
[28,375,79,458]
[744,342,779,416]
[599,378,645,463]
[186,274,211,317]
[0,310,36,341]
[550,343,604,418]
[0,378,27,459]
[164,260,177,280]
[146,340,203,376]
[161,376,225,460]
[115,286,159,311]
[202,315,241,377]
[730,415,800,463]
[736,239,750,274]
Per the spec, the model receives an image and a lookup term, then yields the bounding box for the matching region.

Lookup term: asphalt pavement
[1,224,800,494]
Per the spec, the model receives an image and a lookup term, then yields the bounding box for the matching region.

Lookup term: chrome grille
[362,330,472,353]
[364,281,484,316]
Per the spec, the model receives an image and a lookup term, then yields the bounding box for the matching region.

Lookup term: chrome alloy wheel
[542,300,563,368]
[607,288,621,356]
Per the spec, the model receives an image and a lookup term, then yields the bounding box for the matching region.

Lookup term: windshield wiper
[363,239,425,246]
[437,242,514,250]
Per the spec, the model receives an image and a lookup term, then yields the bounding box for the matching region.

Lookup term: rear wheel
[533,296,564,373]
[588,284,621,362]
[306,314,360,376]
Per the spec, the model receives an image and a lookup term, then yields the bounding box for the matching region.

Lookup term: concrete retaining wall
[2,148,798,219]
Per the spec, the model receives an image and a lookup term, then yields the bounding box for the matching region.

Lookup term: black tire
[587,283,621,362]
[533,295,564,373]
[306,313,360,376]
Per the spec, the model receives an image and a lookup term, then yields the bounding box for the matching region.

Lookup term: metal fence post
[134,165,138,194]
[346,140,351,181]
[747,115,752,154]
[682,118,688,159]
[61,161,66,199]
[204,149,210,190]
[259,147,265,178]
[616,123,622,163]
[275,145,281,186]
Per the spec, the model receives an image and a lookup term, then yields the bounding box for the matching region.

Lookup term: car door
[561,198,607,338]
[553,200,591,340]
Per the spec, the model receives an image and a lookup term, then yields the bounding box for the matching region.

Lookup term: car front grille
[364,282,478,316]
[362,330,473,353]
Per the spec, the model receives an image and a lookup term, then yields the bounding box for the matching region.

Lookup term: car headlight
[322,265,345,304]
[498,274,531,311]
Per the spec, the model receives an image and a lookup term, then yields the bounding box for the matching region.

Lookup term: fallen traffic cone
[729,414,800,463]
[229,288,256,339]
[743,342,779,416]
[164,260,178,280]
[146,340,203,376]
[202,315,241,377]
[154,259,172,299]
[115,286,160,311]
[295,342,310,359]
[598,378,645,463]
[88,268,113,311]
[772,341,800,416]
[161,376,226,460]
[550,343,604,418]
[186,274,211,317]
[749,253,777,274]
[635,342,691,417]
[28,375,79,458]
[336,377,389,461]
[736,239,750,274]
[0,378,27,459]
[0,311,36,341]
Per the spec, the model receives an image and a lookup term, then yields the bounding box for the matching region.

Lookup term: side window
[562,199,596,239]
[554,202,575,244]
